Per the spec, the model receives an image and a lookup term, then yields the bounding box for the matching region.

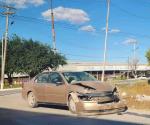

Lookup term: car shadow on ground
[38,104,69,110]
[0,108,142,125]
[125,111,150,119]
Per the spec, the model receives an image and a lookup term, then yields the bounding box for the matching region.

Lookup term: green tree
[20,39,67,77]
[5,35,24,85]
[146,49,150,65]
[0,35,67,84]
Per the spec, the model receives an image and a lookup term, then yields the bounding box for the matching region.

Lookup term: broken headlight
[78,94,91,101]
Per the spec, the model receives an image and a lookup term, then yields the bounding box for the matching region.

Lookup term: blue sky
[0,0,150,64]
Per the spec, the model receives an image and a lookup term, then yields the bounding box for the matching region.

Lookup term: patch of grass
[3,83,22,89]
[117,81,150,110]
[125,96,150,110]
[117,82,150,95]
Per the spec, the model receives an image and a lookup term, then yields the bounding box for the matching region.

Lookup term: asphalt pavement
[0,91,150,125]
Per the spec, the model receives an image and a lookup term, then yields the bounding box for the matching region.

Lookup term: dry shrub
[117,81,150,110]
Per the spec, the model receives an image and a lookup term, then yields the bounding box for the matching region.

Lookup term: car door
[33,73,49,102]
[45,72,67,104]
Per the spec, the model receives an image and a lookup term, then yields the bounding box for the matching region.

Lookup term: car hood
[68,81,114,94]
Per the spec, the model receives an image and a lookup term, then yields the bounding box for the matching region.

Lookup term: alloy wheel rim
[28,93,35,106]
[70,99,76,112]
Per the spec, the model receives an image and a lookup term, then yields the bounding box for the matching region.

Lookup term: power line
[1,14,150,53]
[11,15,80,31]
[0,2,150,54]
[119,31,150,39]
[111,2,150,21]
[8,15,150,40]
[1,12,150,40]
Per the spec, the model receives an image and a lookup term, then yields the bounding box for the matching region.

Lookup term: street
[0,92,150,125]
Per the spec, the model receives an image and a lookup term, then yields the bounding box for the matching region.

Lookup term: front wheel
[27,92,38,108]
[68,97,77,114]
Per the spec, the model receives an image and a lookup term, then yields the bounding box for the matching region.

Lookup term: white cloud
[101,27,121,33]
[79,25,96,32]
[123,38,138,45]
[5,0,45,8]
[109,29,120,33]
[42,6,90,24]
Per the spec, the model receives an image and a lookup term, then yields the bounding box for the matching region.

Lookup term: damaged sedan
[22,71,127,115]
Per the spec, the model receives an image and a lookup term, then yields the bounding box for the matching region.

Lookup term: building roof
[58,62,150,71]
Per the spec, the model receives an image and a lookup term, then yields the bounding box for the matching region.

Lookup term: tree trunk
[7,74,13,85]
[29,72,37,78]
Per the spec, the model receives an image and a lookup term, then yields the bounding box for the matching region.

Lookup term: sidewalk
[0,88,22,96]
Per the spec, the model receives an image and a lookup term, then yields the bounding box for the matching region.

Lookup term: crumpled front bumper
[76,100,127,114]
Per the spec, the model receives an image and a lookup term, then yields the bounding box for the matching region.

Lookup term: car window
[36,73,49,83]
[48,72,63,85]
[63,72,97,84]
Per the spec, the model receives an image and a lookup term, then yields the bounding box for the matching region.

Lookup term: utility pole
[133,41,138,78]
[127,56,130,79]
[0,5,15,90]
[1,35,4,90]
[101,0,110,82]
[133,42,137,60]
[50,0,56,53]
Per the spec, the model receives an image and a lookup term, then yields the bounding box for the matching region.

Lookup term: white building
[58,62,150,72]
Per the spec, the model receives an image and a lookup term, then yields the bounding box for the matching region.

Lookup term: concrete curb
[0,88,22,91]
[0,88,22,96]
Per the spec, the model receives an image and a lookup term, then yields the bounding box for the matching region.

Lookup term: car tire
[68,97,77,114]
[27,92,38,108]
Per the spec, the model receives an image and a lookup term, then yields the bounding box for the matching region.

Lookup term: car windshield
[62,72,97,84]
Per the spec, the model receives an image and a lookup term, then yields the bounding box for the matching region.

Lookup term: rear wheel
[27,92,38,108]
[68,97,77,114]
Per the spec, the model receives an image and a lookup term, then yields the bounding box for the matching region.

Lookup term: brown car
[22,71,127,114]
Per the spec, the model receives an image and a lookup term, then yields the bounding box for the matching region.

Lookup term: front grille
[79,92,116,103]
[90,96,114,104]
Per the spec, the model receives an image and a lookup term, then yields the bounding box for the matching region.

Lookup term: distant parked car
[22,71,127,115]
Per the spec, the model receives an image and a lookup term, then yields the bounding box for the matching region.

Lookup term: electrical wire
[111,1,150,21]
